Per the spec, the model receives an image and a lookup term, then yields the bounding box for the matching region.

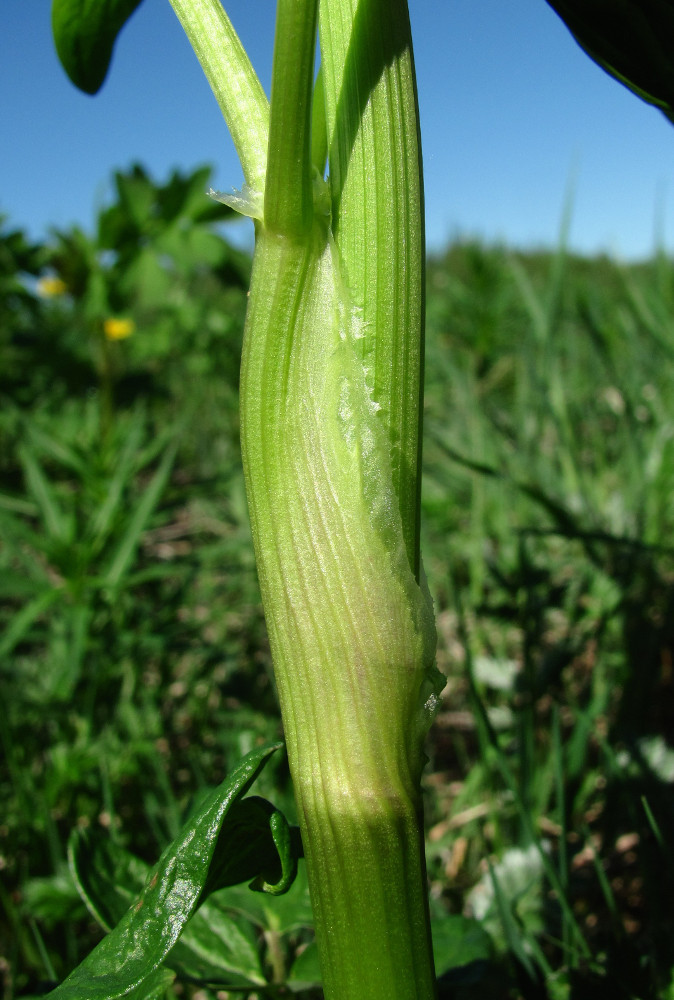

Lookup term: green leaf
[49,743,282,999]
[287,940,322,990]
[69,830,147,932]
[203,861,314,937]
[69,829,267,989]
[19,445,71,544]
[430,914,493,981]
[166,0,269,191]
[202,795,298,898]
[546,0,674,122]
[46,601,93,699]
[89,418,145,545]
[169,897,265,988]
[115,166,156,229]
[264,0,319,237]
[51,0,145,95]
[122,968,175,1000]
[0,587,62,660]
[118,246,173,309]
[101,435,179,594]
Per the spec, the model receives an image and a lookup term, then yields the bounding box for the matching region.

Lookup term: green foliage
[47,744,293,999]
[51,0,144,94]
[422,239,674,999]
[546,0,674,122]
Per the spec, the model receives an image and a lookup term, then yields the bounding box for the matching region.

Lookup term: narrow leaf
[101,437,178,593]
[19,445,70,543]
[264,0,319,236]
[89,418,144,544]
[0,587,63,661]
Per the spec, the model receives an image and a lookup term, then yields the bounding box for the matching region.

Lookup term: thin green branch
[167,0,269,191]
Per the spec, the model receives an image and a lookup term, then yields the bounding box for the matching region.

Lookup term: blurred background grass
[1,163,674,999]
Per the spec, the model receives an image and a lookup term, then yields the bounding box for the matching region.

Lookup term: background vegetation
[1,163,674,999]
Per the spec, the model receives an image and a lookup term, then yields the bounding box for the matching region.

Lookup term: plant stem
[167,0,269,191]
[241,218,438,1000]
[319,0,426,575]
[174,0,440,993]
[264,0,319,237]
[299,785,436,998]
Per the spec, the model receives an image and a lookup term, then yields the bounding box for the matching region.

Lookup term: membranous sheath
[239,189,440,997]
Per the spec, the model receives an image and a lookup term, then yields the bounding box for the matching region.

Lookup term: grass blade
[101,437,179,594]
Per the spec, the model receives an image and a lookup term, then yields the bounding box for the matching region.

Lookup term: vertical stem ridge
[318,0,425,575]
[265,0,319,236]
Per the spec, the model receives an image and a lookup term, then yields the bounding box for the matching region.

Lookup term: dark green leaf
[203,795,298,898]
[169,896,265,988]
[115,166,156,230]
[212,862,314,936]
[48,742,281,1000]
[101,436,179,594]
[546,0,674,122]
[431,914,493,980]
[69,829,147,932]
[51,0,145,94]
[123,968,175,1000]
[287,940,322,990]
[69,828,267,988]
[0,587,63,660]
[70,830,267,989]
[19,445,72,543]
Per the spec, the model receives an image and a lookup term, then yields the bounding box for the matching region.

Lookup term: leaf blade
[51,0,145,95]
[49,743,282,1000]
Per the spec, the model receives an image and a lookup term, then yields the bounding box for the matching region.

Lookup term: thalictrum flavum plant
[47,0,674,997]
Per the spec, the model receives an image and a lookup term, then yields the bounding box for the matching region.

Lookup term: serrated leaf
[49,743,282,1000]
[51,0,145,95]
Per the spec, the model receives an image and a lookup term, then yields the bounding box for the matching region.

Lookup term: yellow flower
[103,317,135,341]
[37,276,68,298]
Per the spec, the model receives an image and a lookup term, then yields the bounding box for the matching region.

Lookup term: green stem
[175,0,440,993]
[319,0,426,575]
[264,0,319,236]
[167,0,269,191]
[241,220,438,1000]
[299,785,436,998]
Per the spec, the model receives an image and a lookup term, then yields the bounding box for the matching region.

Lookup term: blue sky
[3,0,674,259]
